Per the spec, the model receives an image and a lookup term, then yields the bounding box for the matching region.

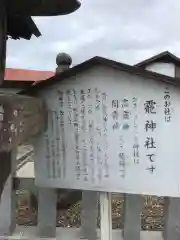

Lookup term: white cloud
[50,26,106,54]
[6,0,180,70]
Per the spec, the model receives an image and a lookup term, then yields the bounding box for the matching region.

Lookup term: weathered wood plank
[0,93,47,152]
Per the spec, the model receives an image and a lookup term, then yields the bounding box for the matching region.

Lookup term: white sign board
[33,72,180,197]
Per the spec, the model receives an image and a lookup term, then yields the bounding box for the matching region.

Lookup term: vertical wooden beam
[81,190,98,240]
[123,194,142,240]
[100,192,112,240]
[0,0,7,201]
[0,0,7,85]
[0,150,17,236]
[37,188,57,238]
[163,197,180,240]
[0,2,9,236]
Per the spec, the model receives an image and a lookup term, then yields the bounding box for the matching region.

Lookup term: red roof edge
[5,68,55,82]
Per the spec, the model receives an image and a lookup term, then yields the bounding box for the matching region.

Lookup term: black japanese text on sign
[144,100,157,173]
[133,97,139,164]
[164,91,171,123]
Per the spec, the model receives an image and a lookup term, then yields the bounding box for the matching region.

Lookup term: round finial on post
[56,53,72,74]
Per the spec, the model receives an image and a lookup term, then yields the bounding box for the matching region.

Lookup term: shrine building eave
[19,56,180,96]
[7,15,41,40]
[6,0,81,40]
[7,0,81,16]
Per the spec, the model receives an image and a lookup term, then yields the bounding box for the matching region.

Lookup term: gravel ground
[16,192,164,230]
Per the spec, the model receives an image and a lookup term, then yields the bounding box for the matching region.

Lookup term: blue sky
[6,0,180,70]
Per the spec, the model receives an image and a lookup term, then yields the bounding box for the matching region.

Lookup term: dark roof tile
[134,51,180,68]
[19,56,180,96]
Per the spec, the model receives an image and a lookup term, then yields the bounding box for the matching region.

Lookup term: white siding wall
[145,62,175,77]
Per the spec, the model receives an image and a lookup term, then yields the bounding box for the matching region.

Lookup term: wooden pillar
[0,0,7,85]
[0,2,12,233]
[0,2,9,235]
[0,150,17,236]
